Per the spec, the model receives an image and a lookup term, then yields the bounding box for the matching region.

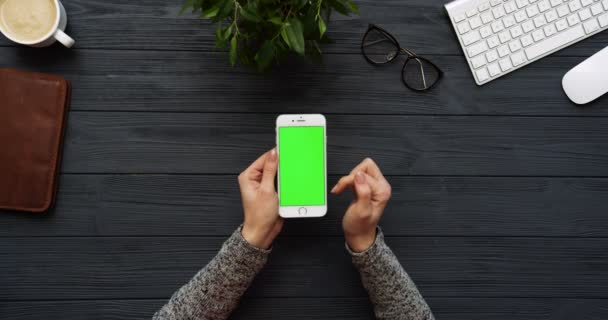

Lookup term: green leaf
[255,40,275,71]
[179,0,195,14]
[280,18,305,55]
[218,0,235,18]
[329,0,350,15]
[347,1,359,14]
[222,25,233,40]
[294,0,308,8]
[269,16,283,25]
[240,4,262,22]
[200,6,220,18]
[230,36,238,66]
[318,17,327,38]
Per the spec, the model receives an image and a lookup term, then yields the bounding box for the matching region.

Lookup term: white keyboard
[445,0,608,85]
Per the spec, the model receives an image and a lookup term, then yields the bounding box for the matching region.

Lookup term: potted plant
[181,0,359,70]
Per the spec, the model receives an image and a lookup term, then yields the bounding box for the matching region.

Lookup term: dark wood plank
[58,113,608,175]
[2,175,608,237]
[2,48,607,115]
[3,236,608,300]
[3,298,608,320]
[0,0,605,57]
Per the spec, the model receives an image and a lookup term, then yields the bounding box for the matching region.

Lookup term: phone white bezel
[276,114,327,218]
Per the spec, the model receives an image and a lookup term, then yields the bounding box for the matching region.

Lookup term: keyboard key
[527,4,541,16]
[599,13,608,26]
[491,0,503,6]
[544,23,558,36]
[499,57,513,70]
[488,62,501,76]
[557,5,570,16]
[583,17,600,32]
[515,10,528,21]
[468,41,489,57]
[539,0,552,11]
[458,21,472,33]
[569,0,582,11]
[499,30,512,42]
[521,34,535,46]
[504,15,516,27]
[525,24,584,59]
[556,18,570,29]
[603,0,608,10]
[492,21,505,32]
[454,13,467,22]
[481,11,495,23]
[550,0,562,7]
[590,3,603,14]
[462,30,482,45]
[517,0,529,8]
[510,25,524,37]
[480,26,494,37]
[487,35,501,47]
[532,28,546,40]
[581,0,594,6]
[467,8,478,17]
[471,55,487,68]
[470,16,483,28]
[476,67,490,82]
[579,7,592,20]
[567,13,581,24]
[534,14,548,26]
[498,44,511,56]
[522,20,536,31]
[510,51,527,65]
[546,9,559,21]
[493,6,507,18]
[486,49,499,61]
[479,2,492,11]
[509,39,523,51]
[506,1,518,13]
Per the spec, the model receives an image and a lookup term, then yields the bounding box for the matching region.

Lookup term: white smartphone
[276,114,327,218]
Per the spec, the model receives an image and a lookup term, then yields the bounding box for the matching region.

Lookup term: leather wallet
[0,69,71,213]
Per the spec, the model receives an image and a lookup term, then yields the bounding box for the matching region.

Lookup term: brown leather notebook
[0,69,71,213]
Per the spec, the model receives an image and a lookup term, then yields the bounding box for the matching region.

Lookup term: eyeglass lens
[403,57,441,91]
[362,28,399,64]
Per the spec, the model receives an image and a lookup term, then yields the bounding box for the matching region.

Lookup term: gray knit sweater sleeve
[347,228,435,320]
[153,226,270,320]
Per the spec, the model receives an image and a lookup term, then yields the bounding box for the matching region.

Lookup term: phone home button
[298,207,307,216]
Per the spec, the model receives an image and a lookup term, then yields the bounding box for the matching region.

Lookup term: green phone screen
[278,126,325,206]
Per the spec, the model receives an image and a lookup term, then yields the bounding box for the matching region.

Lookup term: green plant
[180,0,359,70]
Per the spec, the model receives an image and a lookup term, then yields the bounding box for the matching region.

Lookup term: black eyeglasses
[361,24,443,91]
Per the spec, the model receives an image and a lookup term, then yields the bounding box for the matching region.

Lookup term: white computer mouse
[562,46,608,105]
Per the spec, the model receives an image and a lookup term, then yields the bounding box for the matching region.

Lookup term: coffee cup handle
[54,29,75,48]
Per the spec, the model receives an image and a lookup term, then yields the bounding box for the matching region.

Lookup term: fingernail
[355,172,365,184]
[330,185,337,193]
[270,148,277,161]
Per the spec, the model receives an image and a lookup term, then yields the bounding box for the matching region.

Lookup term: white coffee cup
[0,0,75,48]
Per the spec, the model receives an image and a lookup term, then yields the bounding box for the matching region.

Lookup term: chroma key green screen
[278,126,325,206]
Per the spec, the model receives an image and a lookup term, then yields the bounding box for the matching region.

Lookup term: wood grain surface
[3,236,608,300]
[1,175,608,237]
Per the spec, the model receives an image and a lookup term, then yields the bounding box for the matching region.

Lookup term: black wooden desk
[2,0,608,319]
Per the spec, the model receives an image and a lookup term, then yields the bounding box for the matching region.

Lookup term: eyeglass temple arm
[400,47,416,57]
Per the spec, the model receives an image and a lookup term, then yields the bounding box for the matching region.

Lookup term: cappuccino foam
[0,0,57,42]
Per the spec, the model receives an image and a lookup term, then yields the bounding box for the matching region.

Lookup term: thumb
[352,172,372,215]
[261,148,278,190]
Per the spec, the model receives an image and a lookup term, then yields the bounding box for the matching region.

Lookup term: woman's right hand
[331,158,392,252]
